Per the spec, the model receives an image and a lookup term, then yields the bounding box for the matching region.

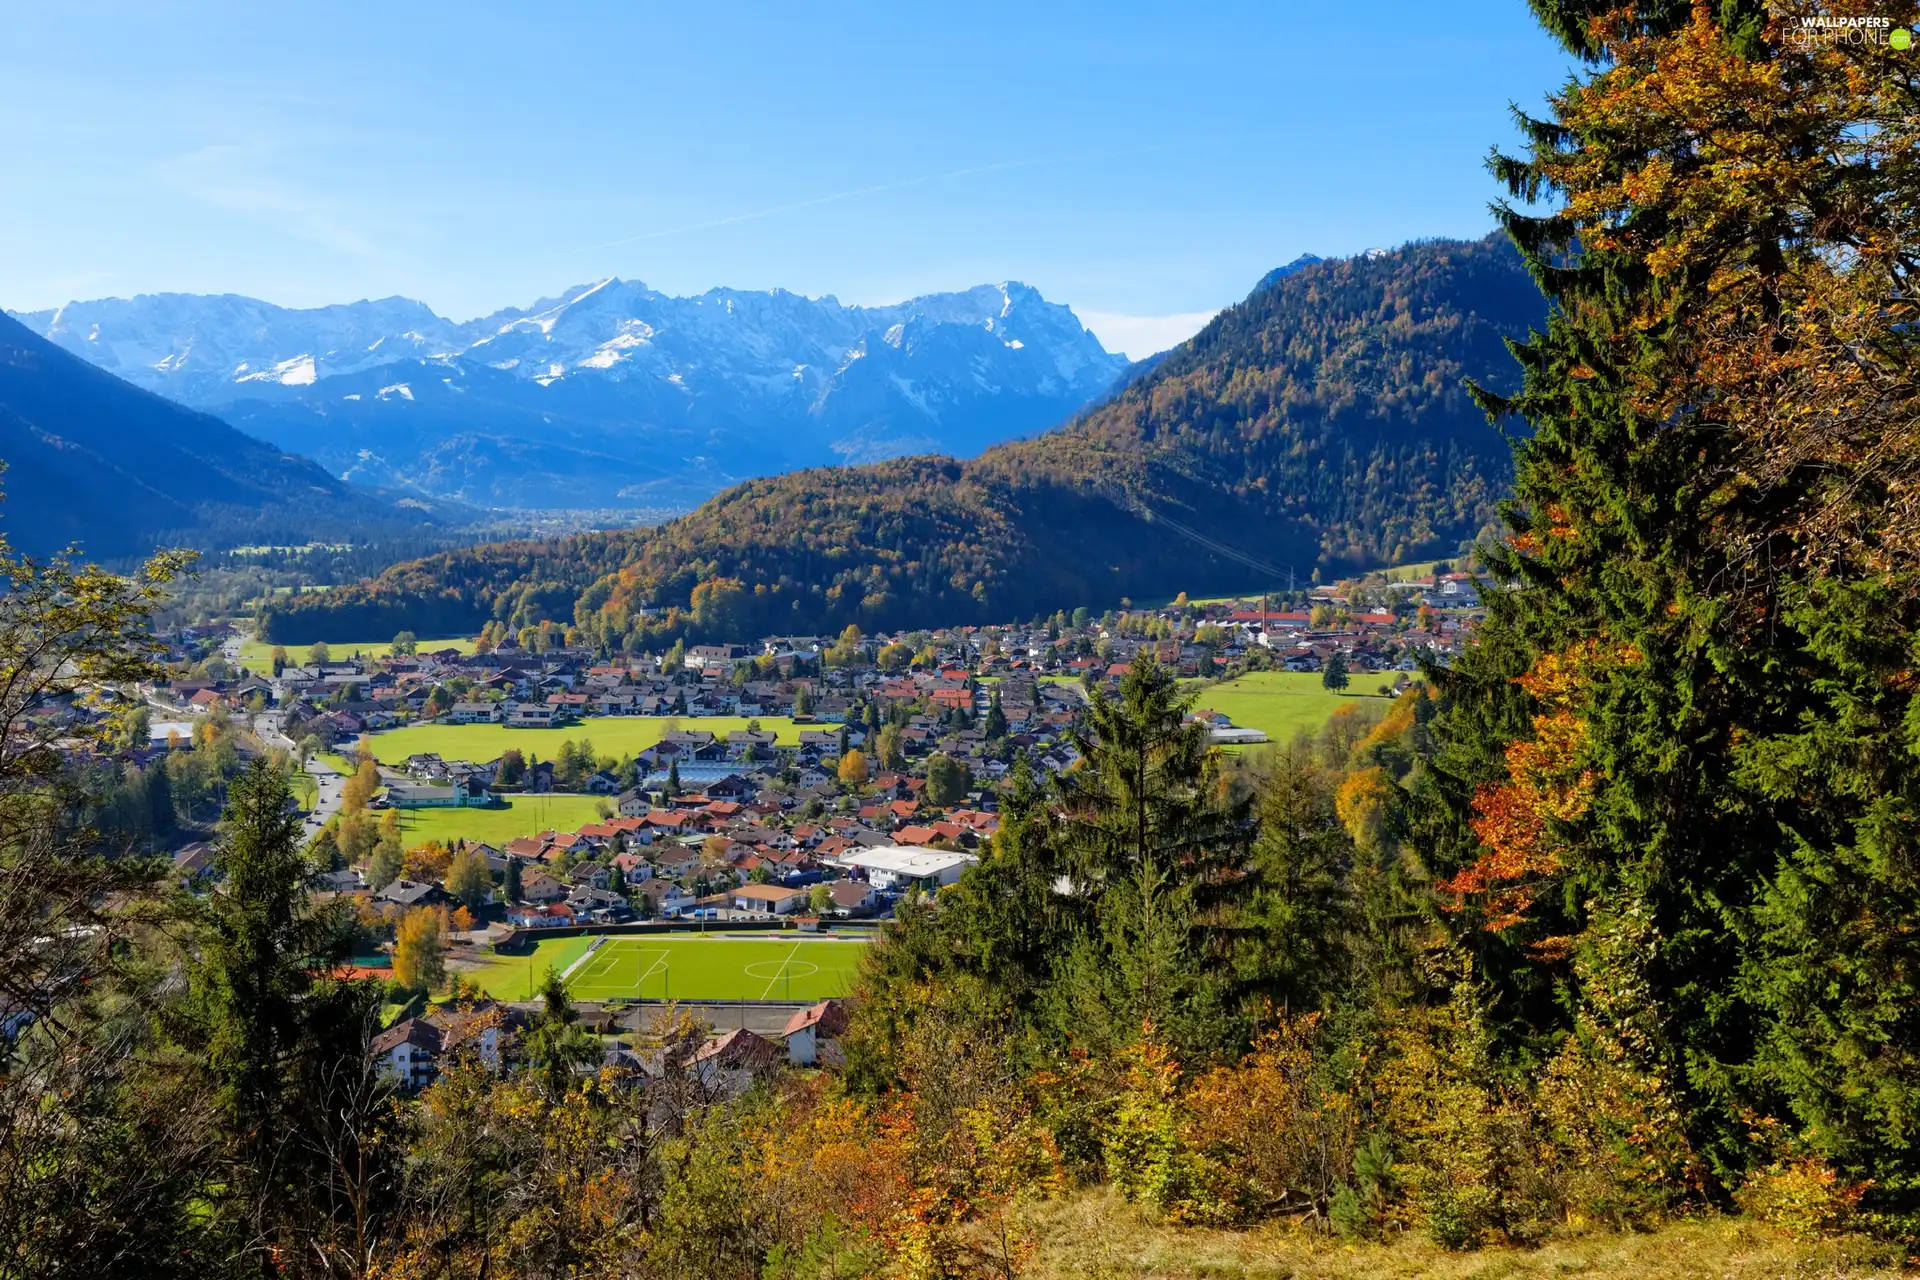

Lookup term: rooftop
[838,846,979,877]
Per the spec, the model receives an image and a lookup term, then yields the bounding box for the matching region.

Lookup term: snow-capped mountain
[8,280,1129,508]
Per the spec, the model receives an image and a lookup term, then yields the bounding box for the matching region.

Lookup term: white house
[636,879,694,917]
[730,883,807,915]
[504,702,558,729]
[370,1019,444,1090]
[836,847,979,891]
[781,999,850,1067]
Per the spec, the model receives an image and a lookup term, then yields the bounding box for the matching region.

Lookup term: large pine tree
[1422,1,1920,1208]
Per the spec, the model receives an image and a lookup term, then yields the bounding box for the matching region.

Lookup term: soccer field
[467,934,869,1003]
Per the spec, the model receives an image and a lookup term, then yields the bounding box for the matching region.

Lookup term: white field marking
[635,946,670,995]
[742,960,819,981]
[557,941,604,985]
[601,943,665,995]
[757,940,806,1001]
[587,943,654,995]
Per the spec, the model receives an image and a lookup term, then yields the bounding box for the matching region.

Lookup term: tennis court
[469,934,869,1003]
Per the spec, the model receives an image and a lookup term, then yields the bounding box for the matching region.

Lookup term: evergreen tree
[1232,739,1355,1014]
[925,754,970,806]
[368,840,403,892]
[524,967,599,1099]
[984,691,1007,739]
[188,759,357,1248]
[1419,2,1920,1205]
[1049,657,1253,1058]
[145,762,175,834]
[1321,652,1349,692]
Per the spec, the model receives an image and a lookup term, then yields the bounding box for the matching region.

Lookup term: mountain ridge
[0,312,453,562]
[12,278,1131,508]
[259,234,1542,644]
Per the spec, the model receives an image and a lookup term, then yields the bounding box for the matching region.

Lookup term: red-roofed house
[781,999,850,1066]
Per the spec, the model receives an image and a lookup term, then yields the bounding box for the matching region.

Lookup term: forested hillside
[0,313,451,562]
[260,235,1541,643]
[18,4,1920,1275]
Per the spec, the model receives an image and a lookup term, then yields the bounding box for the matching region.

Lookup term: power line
[1092,483,1295,584]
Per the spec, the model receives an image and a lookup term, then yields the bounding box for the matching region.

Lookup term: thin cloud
[154,142,379,258]
[551,145,1174,260]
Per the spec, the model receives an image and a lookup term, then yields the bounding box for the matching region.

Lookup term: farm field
[464,934,869,1003]
[1193,671,1387,745]
[392,795,608,847]
[361,715,806,766]
[237,635,478,673]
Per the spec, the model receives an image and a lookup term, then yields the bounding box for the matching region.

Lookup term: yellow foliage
[1334,766,1393,851]
[391,906,446,991]
[1735,1156,1869,1241]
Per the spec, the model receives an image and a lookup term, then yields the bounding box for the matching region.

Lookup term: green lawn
[393,795,609,847]
[464,936,597,999]
[1193,671,1387,745]
[236,635,479,674]
[361,715,806,766]
[1379,559,1444,582]
[464,934,869,1002]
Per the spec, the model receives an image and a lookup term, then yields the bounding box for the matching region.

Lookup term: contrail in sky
[550,147,1170,259]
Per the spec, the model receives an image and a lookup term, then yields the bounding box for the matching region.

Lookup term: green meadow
[237,635,479,674]
[392,795,610,847]
[1192,670,1387,745]
[360,715,805,766]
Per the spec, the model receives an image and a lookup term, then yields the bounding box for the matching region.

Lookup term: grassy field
[464,934,869,1003]
[392,795,608,847]
[1025,1191,1906,1280]
[463,936,597,999]
[361,715,806,766]
[1192,671,1387,744]
[236,635,479,673]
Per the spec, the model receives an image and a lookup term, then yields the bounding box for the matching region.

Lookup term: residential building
[781,999,850,1067]
[730,883,807,915]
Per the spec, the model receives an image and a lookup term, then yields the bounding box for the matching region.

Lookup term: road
[302,755,345,835]
[222,629,344,835]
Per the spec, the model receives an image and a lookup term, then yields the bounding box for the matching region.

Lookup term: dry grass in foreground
[1023,1192,1911,1280]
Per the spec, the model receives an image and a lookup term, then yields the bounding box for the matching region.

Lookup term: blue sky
[1,2,1574,357]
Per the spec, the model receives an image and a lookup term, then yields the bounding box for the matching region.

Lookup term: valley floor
[1024,1194,1907,1279]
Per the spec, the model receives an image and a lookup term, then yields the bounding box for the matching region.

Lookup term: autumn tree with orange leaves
[1417,0,1920,1222]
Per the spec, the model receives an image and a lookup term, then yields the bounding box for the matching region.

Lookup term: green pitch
[467,934,869,1003]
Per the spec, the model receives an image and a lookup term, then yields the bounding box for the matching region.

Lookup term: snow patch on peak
[237,354,316,386]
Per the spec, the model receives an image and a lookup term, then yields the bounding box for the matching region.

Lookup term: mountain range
[258,236,1543,644]
[0,311,459,562]
[10,279,1135,509]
